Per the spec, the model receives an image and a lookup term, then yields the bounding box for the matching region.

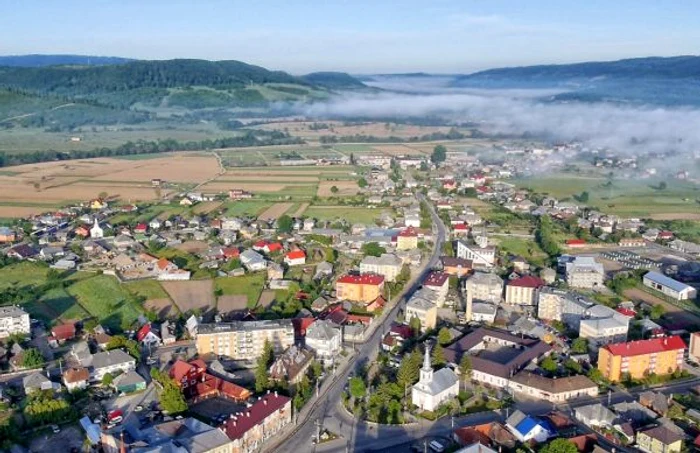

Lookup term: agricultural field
[223,200,274,217]
[515,175,700,217]
[124,279,171,300]
[304,206,381,224]
[495,236,548,267]
[0,262,50,291]
[249,120,459,140]
[258,202,294,221]
[67,274,143,331]
[317,180,359,197]
[214,273,266,308]
[161,279,215,313]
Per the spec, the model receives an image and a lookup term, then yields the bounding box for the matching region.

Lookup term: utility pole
[315,418,322,444]
[608,389,612,406]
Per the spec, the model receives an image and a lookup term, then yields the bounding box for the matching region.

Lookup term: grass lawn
[34,286,89,323]
[304,206,380,224]
[495,236,548,267]
[67,275,143,331]
[124,280,170,300]
[0,262,49,291]
[223,200,273,217]
[215,273,266,308]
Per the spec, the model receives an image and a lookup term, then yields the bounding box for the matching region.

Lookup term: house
[229,189,253,199]
[639,391,671,416]
[566,256,605,289]
[303,218,315,231]
[0,227,17,243]
[305,320,342,365]
[643,271,697,301]
[574,403,616,428]
[396,227,418,250]
[509,372,598,403]
[314,261,333,280]
[411,346,459,412]
[267,262,284,280]
[63,367,90,392]
[134,223,148,234]
[565,239,587,249]
[0,306,31,338]
[284,250,306,266]
[423,271,450,307]
[136,323,161,347]
[91,350,137,381]
[359,253,403,282]
[597,336,686,382]
[113,370,147,394]
[161,321,176,345]
[50,323,76,345]
[506,410,555,443]
[170,359,252,403]
[405,294,438,332]
[471,303,498,323]
[335,274,385,304]
[441,256,473,277]
[23,372,59,394]
[381,325,413,352]
[269,345,314,384]
[636,425,684,453]
[240,249,267,271]
[221,392,292,451]
[7,243,37,260]
[505,275,545,306]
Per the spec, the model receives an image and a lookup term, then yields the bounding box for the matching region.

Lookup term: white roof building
[411,346,459,412]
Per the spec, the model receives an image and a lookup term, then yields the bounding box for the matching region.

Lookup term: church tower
[420,345,433,383]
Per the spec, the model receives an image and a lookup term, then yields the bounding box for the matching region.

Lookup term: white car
[51,424,60,434]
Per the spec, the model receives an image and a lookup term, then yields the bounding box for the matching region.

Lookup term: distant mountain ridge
[302,72,366,89]
[0,54,133,67]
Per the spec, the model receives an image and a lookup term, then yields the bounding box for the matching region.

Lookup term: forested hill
[452,55,700,85]
[0,54,133,67]
[0,59,307,95]
[302,72,366,89]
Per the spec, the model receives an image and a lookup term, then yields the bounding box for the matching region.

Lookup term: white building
[578,305,629,348]
[90,350,137,381]
[0,306,30,339]
[464,272,503,321]
[411,346,459,412]
[90,218,104,239]
[359,253,403,282]
[565,256,604,289]
[643,271,697,301]
[240,249,267,271]
[305,320,342,365]
[457,241,495,267]
[470,303,497,323]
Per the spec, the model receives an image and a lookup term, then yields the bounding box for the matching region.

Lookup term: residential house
[574,403,616,428]
[359,253,403,282]
[284,250,306,266]
[457,240,496,267]
[423,271,450,307]
[0,305,30,338]
[597,336,686,382]
[505,410,555,443]
[170,359,252,403]
[269,345,314,384]
[23,372,59,394]
[240,249,267,271]
[636,425,684,453]
[221,393,292,452]
[7,244,37,260]
[305,320,342,365]
[267,262,284,280]
[0,226,17,243]
[396,227,418,250]
[91,350,137,381]
[381,325,413,352]
[441,256,473,277]
[405,292,438,332]
[50,323,76,346]
[509,372,598,403]
[113,370,147,394]
[63,367,90,392]
[136,323,161,347]
[412,347,459,412]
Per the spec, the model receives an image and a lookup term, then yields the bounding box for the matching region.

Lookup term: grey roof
[240,249,265,264]
[611,401,657,423]
[467,271,503,287]
[197,319,293,335]
[0,305,28,319]
[306,320,340,342]
[506,410,528,428]
[23,372,50,389]
[406,295,436,311]
[644,271,693,293]
[416,367,458,395]
[575,403,616,425]
[113,370,146,387]
[91,349,135,369]
[566,256,604,275]
[360,253,403,267]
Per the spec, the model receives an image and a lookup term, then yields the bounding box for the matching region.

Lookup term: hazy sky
[2,0,700,73]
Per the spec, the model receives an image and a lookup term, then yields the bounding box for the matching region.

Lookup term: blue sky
[2,0,699,73]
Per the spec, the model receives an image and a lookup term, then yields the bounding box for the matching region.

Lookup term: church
[90,218,104,239]
[412,345,459,412]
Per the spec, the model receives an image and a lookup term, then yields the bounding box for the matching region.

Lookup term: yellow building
[597,336,686,382]
[396,227,418,250]
[636,425,683,453]
[195,319,294,360]
[335,274,385,303]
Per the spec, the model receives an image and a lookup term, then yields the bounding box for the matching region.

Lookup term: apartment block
[195,320,295,360]
[597,336,686,382]
[0,306,30,339]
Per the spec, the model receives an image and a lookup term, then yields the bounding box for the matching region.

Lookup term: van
[429,440,445,452]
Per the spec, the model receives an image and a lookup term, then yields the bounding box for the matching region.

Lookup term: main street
[267,195,447,453]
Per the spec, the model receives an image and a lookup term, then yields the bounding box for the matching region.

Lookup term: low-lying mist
[298,77,700,163]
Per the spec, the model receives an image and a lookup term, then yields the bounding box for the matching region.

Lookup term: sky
[2,0,700,74]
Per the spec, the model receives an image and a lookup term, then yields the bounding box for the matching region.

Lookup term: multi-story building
[597,336,686,382]
[359,253,403,282]
[396,227,418,250]
[91,350,137,381]
[222,392,292,453]
[195,320,295,361]
[0,306,30,339]
[689,332,700,363]
[578,304,630,348]
[269,346,314,384]
[504,276,546,306]
[405,291,438,332]
[335,274,385,304]
[304,320,342,364]
[422,271,450,307]
[537,289,590,326]
[636,426,684,453]
[464,272,503,321]
[643,271,697,301]
[565,256,605,289]
[509,371,598,403]
[457,240,496,268]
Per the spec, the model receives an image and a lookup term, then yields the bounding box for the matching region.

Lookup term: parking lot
[190,397,246,425]
[600,250,660,270]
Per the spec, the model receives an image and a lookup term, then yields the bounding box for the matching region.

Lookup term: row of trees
[318,128,466,145]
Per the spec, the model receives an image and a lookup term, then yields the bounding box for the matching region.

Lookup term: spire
[93,218,99,228]
[423,344,431,371]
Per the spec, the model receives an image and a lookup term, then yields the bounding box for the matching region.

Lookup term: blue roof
[515,416,539,436]
[644,271,692,293]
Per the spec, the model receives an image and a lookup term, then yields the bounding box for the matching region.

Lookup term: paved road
[269,195,447,453]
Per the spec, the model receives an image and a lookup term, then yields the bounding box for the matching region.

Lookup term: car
[134,405,144,412]
[51,424,60,434]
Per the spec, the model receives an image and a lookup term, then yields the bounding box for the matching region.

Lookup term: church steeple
[420,345,433,383]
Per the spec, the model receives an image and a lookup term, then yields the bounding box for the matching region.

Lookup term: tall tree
[437,327,452,346]
[431,145,447,166]
[277,215,293,233]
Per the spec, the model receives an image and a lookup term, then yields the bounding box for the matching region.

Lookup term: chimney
[247,411,251,417]
[275,391,278,397]
[264,399,268,406]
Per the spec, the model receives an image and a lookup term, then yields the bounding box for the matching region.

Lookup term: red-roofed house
[453,223,469,237]
[156,258,177,273]
[136,323,161,347]
[658,231,674,240]
[51,323,76,344]
[505,275,546,306]
[616,308,636,318]
[170,359,252,403]
[284,250,306,266]
[222,247,240,259]
[598,336,686,382]
[382,324,413,352]
[396,227,418,250]
[75,225,90,237]
[222,392,292,449]
[134,223,148,234]
[264,242,283,254]
[423,271,450,306]
[565,239,587,249]
[365,295,386,313]
[336,274,385,304]
[252,240,267,251]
